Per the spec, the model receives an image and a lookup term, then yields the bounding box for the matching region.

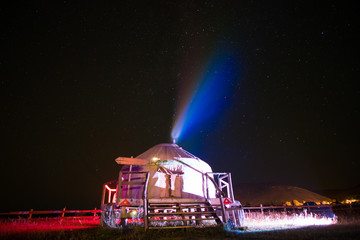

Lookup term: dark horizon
[1,1,359,212]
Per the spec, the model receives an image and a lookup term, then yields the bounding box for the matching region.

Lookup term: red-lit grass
[0,216,99,234]
[1,208,360,240]
[2,222,360,240]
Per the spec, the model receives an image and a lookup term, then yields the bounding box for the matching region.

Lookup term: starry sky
[1,1,359,212]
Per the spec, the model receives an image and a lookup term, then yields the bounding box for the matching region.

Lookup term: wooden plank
[117,172,123,202]
[180,203,186,227]
[148,205,207,209]
[121,171,148,174]
[148,206,180,210]
[101,183,106,206]
[148,224,220,229]
[128,165,132,198]
[115,157,147,165]
[148,198,208,204]
[143,172,149,231]
[150,218,218,222]
[241,204,332,210]
[121,181,146,185]
[103,179,118,185]
[148,211,215,216]
[0,209,102,216]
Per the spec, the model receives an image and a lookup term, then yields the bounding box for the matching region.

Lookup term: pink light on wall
[105,184,117,203]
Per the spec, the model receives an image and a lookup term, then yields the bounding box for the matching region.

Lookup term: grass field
[1,206,359,240]
[1,222,360,240]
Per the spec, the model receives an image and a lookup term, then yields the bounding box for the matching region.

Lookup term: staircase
[145,200,222,229]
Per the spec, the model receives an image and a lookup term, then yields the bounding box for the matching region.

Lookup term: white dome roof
[118,143,216,199]
[136,143,200,162]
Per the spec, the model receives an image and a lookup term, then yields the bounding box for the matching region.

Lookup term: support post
[93,208,97,217]
[228,172,235,201]
[143,172,149,231]
[101,184,106,206]
[232,209,237,227]
[29,209,33,219]
[127,165,133,198]
[62,207,66,218]
[117,172,123,204]
[219,195,227,223]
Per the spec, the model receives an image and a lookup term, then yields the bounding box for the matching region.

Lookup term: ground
[1,219,360,240]
[1,205,359,239]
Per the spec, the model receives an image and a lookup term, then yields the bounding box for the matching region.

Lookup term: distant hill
[233,183,332,206]
[316,184,360,203]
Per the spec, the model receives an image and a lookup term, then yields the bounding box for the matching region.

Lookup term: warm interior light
[152,157,160,161]
[129,210,138,218]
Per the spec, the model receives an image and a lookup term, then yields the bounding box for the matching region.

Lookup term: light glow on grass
[242,212,336,232]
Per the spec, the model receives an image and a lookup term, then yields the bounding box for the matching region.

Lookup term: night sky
[1,1,359,212]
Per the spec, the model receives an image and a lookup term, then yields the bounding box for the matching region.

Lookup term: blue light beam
[172,51,240,141]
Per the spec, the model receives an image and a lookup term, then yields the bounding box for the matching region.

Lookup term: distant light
[152,157,160,161]
[344,199,358,204]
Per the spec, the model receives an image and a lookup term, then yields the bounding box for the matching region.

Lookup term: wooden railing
[241,204,333,213]
[0,208,101,219]
[0,203,340,223]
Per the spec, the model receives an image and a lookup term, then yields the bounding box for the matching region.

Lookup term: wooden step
[148,204,213,208]
[145,199,223,230]
[120,181,146,185]
[148,224,220,230]
[149,203,213,208]
[149,201,209,205]
[121,171,148,174]
[148,199,209,204]
[148,206,213,209]
[148,203,209,206]
[148,211,216,216]
[149,217,218,222]
[148,206,180,210]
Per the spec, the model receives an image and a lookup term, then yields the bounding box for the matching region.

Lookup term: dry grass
[2,222,360,240]
[1,208,359,240]
[243,211,336,231]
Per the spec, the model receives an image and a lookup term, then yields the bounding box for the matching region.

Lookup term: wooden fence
[0,204,338,220]
[0,208,101,219]
[242,204,333,214]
